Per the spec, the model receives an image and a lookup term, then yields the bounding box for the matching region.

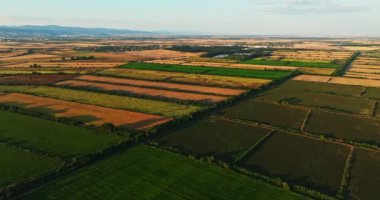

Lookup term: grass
[0,85,203,118]
[0,143,63,188]
[305,109,380,145]
[219,100,309,130]
[242,59,341,69]
[18,145,306,200]
[158,117,271,163]
[120,62,292,80]
[240,131,350,194]
[348,148,380,200]
[0,110,124,159]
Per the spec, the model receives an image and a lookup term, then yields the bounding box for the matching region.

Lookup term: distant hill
[0,25,157,37]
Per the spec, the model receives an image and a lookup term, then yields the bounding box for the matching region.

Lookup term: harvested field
[219,100,309,129]
[0,143,63,188]
[98,68,271,88]
[74,75,245,96]
[305,109,380,145]
[240,131,350,194]
[0,85,201,118]
[158,118,272,163]
[294,75,380,88]
[0,110,123,158]
[146,60,186,65]
[0,93,171,130]
[0,67,102,75]
[56,80,228,103]
[122,49,202,59]
[18,145,305,200]
[348,148,380,200]
[0,54,58,62]
[298,67,336,75]
[345,72,380,80]
[0,74,78,85]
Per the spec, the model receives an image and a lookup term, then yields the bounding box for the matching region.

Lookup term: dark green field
[158,118,271,162]
[219,100,309,129]
[348,148,380,200]
[305,110,380,145]
[240,131,350,194]
[242,59,341,69]
[121,62,292,80]
[363,87,380,99]
[0,143,63,188]
[18,145,305,200]
[0,110,124,159]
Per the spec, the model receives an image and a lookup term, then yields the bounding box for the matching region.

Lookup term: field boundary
[338,146,354,198]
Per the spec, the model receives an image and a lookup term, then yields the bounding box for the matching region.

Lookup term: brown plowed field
[74,75,245,96]
[0,74,78,85]
[0,93,171,130]
[56,80,228,103]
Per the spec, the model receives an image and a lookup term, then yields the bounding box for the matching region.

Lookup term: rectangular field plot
[219,100,309,129]
[74,75,245,96]
[0,74,78,85]
[158,118,272,162]
[0,86,201,118]
[0,110,123,158]
[0,143,63,188]
[18,145,305,200]
[239,131,350,194]
[121,62,292,80]
[0,93,171,130]
[305,110,380,145]
[56,80,228,103]
[98,68,271,88]
[257,81,374,115]
[348,149,380,200]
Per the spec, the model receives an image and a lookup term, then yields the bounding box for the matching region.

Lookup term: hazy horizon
[1,0,380,37]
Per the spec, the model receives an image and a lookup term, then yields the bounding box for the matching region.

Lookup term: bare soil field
[2,62,124,68]
[56,80,228,103]
[0,93,171,130]
[0,54,59,62]
[74,75,245,96]
[0,74,78,85]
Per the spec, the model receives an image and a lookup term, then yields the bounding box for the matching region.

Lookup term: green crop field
[0,110,124,159]
[0,143,63,188]
[242,59,341,69]
[240,131,350,194]
[158,118,271,162]
[120,62,292,80]
[305,110,380,145]
[18,145,306,200]
[348,148,380,200]
[219,100,309,129]
[0,86,203,118]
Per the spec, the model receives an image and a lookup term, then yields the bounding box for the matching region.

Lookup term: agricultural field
[56,79,229,104]
[345,52,380,80]
[158,117,272,163]
[348,148,380,200]
[0,74,78,85]
[239,131,350,194]
[17,145,305,200]
[0,110,123,158]
[219,100,309,129]
[304,109,380,145]
[0,93,171,131]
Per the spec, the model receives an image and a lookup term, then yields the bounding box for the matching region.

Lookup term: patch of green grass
[0,110,124,159]
[0,143,63,188]
[121,62,292,80]
[19,145,306,200]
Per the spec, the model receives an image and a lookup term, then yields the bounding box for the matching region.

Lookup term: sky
[0,0,379,36]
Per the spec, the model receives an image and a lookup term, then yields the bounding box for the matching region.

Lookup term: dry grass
[0,93,171,130]
[294,75,380,87]
[298,67,336,75]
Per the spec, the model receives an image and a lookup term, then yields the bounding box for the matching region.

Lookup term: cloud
[254,0,370,14]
